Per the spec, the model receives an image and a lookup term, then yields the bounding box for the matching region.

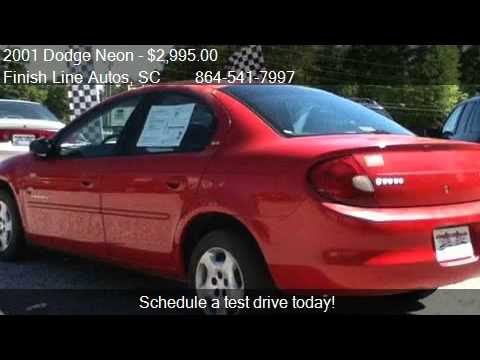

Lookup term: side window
[456,102,475,135]
[466,102,480,133]
[133,93,217,154]
[443,104,463,135]
[57,96,141,158]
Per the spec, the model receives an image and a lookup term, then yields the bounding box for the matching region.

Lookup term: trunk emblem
[444,185,450,195]
[375,177,404,186]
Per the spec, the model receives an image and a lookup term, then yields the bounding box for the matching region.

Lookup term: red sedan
[0,84,479,300]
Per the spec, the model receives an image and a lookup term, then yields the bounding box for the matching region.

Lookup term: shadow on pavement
[0,247,431,315]
[333,294,427,314]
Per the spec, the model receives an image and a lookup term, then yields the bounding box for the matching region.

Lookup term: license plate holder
[12,134,36,146]
[433,225,474,263]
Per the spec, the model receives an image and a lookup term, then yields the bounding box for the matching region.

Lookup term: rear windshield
[222,85,413,137]
[359,104,394,120]
[0,101,59,121]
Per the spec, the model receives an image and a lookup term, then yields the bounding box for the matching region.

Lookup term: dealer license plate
[433,225,474,263]
[12,134,35,146]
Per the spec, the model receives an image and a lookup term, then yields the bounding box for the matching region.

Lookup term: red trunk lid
[351,141,480,207]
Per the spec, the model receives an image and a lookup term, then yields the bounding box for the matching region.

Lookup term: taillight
[0,131,10,142]
[309,155,376,207]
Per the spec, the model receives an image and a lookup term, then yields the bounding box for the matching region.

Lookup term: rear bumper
[262,199,480,292]
[0,141,30,154]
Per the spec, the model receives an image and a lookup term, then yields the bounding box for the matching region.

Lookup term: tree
[308,45,348,90]
[341,45,411,86]
[0,47,70,120]
[0,47,47,103]
[161,45,234,82]
[330,45,465,129]
[408,45,461,85]
[43,85,69,121]
[401,45,465,127]
[262,45,318,85]
[460,45,480,96]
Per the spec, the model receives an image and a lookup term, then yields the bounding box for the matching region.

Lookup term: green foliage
[0,45,477,130]
[409,45,460,85]
[354,85,466,128]
[0,84,47,103]
[460,45,480,96]
[327,45,465,129]
[341,45,411,85]
[43,85,69,121]
[161,45,234,82]
[262,45,318,84]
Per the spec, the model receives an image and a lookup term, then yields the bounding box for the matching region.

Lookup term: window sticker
[137,104,195,147]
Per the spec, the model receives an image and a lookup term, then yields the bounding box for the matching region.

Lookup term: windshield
[222,85,413,136]
[0,101,59,121]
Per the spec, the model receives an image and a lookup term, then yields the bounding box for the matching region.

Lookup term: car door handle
[81,180,94,189]
[165,178,186,192]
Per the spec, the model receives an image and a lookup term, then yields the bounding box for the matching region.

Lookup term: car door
[460,101,480,142]
[20,95,144,256]
[442,103,464,139]
[99,90,228,273]
[453,102,476,141]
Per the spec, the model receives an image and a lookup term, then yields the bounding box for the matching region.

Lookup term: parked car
[350,97,394,119]
[441,96,480,142]
[0,99,64,153]
[0,84,480,312]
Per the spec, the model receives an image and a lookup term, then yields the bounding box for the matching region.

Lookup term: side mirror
[30,138,52,158]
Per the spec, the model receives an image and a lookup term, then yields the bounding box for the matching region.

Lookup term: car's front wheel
[0,190,25,261]
[189,229,273,314]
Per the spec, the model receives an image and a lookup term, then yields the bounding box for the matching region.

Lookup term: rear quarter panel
[173,90,316,276]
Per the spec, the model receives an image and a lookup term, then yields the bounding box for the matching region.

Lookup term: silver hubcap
[195,247,244,315]
[0,201,12,252]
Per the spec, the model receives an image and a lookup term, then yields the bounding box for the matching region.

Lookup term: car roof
[464,95,480,103]
[0,99,41,105]
[102,82,231,105]
[456,95,480,108]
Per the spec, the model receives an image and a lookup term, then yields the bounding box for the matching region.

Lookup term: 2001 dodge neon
[0,83,479,302]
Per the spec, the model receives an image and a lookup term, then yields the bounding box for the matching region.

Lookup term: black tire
[0,189,25,261]
[189,229,274,292]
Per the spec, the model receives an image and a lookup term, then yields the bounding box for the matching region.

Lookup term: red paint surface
[1,84,480,291]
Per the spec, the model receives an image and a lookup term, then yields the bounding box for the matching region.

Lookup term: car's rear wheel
[0,190,24,261]
[189,229,273,315]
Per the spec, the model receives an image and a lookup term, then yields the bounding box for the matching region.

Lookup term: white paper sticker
[137,104,195,148]
[359,126,376,133]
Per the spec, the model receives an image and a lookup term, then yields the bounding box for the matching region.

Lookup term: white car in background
[0,99,65,154]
